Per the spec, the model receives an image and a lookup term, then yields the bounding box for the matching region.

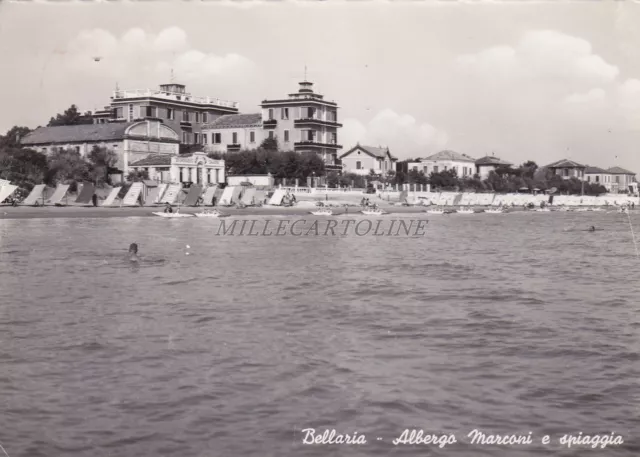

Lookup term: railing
[294,141,342,148]
[113,89,239,109]
[227,144,241,149]
[263,119,277,127]
[279,186,367,194]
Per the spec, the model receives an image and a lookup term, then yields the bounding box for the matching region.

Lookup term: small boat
[361,208,386,215]
[485,208,504,214]
[152,211,194,218]
[535,208,551,212]
[457,207,474,214]
[194,209,229,218]
[310,208,333,216]
[426,209,445,215]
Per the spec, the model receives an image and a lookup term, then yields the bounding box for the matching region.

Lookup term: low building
[407,150,476,177]
[607,166,637,193]
[339,144,397,176]
[545,159,585,180]
[585,166,612,190]
[475,155,513,179]
[20,119,180,183]
[201,114,264,154]
[129,152,225,185]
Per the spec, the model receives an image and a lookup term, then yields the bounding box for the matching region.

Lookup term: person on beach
[589,226,596,232]
[92,193,98,207]
[164,202,173,213]
[128,243,139,262]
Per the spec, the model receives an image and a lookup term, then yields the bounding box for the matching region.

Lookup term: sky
[1,1,639,171]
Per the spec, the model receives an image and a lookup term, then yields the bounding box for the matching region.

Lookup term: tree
[46,148,91,185]
[126,170,149,182]
[260,137,278,152]
[87,145,118,185]
[0,147,48,190]
[48,105,93,127]
[0,126,32,149]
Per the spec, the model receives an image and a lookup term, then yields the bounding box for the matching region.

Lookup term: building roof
[584,166,608,174]
[21,123,135,145]
[546,159,585,168]
[339,144,396,160]
[475,155,512,166]
[607,166,636,175]
[424,150,476,162]
[203,114,262,129]
[129,154,173,166]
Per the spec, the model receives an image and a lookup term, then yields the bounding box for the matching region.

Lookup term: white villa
[339,144,397,175]
[407,150,476,177]
[475,155,513,179]
[129,152,225,185]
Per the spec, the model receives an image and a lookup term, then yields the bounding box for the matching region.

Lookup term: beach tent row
[2,181,225,207]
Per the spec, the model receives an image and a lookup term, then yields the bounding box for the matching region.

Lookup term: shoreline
[0,204,626,220]
[0,205,431,220]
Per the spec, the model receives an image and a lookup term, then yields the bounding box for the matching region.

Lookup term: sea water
[0,213,639,456]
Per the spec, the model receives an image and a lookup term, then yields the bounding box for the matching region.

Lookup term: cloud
[445,29,639,167]
[457,30,619,85]
[341,109,448,159]
[64,26,254,84]
[564,88,606,105]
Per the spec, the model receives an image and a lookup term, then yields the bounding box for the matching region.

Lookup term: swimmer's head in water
[129,243,138,253]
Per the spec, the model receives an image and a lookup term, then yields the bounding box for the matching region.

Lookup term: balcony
[294,118,342,128]
[294,141,342,150]
[227,143,242,151]
[263,119,277,129]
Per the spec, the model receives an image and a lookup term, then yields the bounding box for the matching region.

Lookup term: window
[284,130,289,142]
[250,131,255,143]
[307,130,316,142]
[128,104,134,121]
[203,113,208,123]
[144,106,155,117]
[616,176,620,184]
[268,131,274,139]
[307,107,315,118]
[330,132,337,144]
[423,166,428,173]
[115,107,124,119]
[182,132,189,143]
[434,166,439,173]
[195,113,201,123]
[167,108,174,120]
[232,132,238,144]
[268,109,274,120]
[282,108,289,120]
[75,146,80,154]
[182,111,190,122]
[214,133,221,144]
[563,169,569,177]
[194,133,200,144]
[595,176,599,183]
[356,161,362,170]
[203,134,208,145]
